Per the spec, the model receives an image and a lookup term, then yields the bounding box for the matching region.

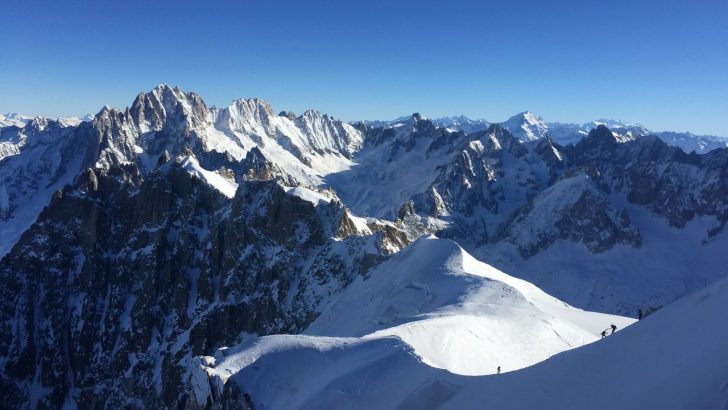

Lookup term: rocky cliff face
[0,85,363,257]
[386,125,728,256]
[0,85,396,409]
[0,157,408,408]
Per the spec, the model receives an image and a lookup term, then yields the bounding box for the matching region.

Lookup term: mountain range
[365,112,728,153]
[1,85,727,409]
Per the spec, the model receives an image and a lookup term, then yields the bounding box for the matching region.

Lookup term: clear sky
[1,0,727,134]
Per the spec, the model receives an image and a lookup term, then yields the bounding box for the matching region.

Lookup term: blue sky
[1,0,727,134]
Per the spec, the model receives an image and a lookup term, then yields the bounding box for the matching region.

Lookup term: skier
[601,330,606,339]
[638,309,643,320]
[610,324,617,334]
[497,366,501,374]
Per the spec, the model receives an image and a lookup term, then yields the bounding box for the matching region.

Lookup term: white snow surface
[283,186,333,206]
[194,236,636,407]
[306,236,633,375]
[478,197,728,315]
[501,111,549,142]
[193,260,728,410]
[0,113,33,128]
[325,126,457,219]
[177,156,238,198]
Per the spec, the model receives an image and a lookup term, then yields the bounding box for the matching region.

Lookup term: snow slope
[442,275,728,409]
[479,197,728,315]
[306,236,632,375]
[193,265,728,410]
[178,155,238,198]
[191,236,634,406]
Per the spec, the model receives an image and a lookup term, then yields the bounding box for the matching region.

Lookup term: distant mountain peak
[501,111,548,142]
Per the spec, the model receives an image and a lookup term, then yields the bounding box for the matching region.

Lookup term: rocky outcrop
[501,174,641,257]
[0,160,409,409]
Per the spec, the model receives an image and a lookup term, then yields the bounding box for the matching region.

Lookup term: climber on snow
[601,330,606,339]
[610,324,617,334]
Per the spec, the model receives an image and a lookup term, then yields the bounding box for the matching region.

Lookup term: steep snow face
[440,275,728,410]
[210,96,362,184]
[284,185,334,207]
[199,275,728,410]
[327,115,462,219]
[501,173,640,257]
[0,119,89,256]
[177,155,238,198]
[501,111,549,142]
[191,236,634,406]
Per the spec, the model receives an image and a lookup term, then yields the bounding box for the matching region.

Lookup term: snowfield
[306,236,633,375]
[192,248,728,409]
[191,236,638,408]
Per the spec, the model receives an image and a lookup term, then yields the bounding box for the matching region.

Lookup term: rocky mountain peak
[589,124,618,142]
[129,84,209,133]
[501,111,549,142]
[279,110,297,121]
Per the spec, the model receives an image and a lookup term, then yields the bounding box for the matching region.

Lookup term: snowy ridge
[194,274,728,409]
[191,236,635,407]
[0,113,32,128]
[501,111,549,142]
[367,112,726,154]
[0,84,363,256]
[306,236,633,374]
[283,185,334,206]
[0,112,91,129]
[177,155,238,198]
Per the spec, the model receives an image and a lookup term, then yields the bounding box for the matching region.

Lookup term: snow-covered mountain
[1,85,727,408]
[0,112,92,129]
[329,121,728,314]
[431,115,491,134]
[189,263,728,410]
[0,85,405,408]
[0,85,362,257]
[372,112,727,153]
[189,236,634,407]
[655,130,728,153]
[0,152,410,407]
[500,111,550,141]
[0,113,33,128]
